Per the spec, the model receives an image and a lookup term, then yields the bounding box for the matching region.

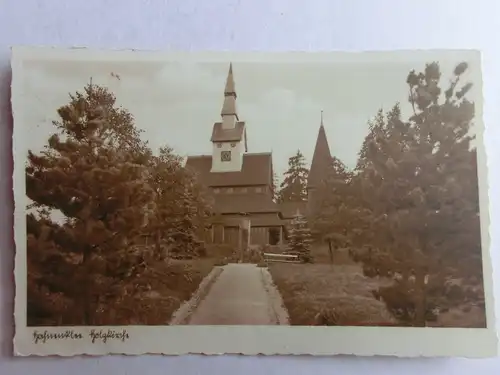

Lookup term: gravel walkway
[187,263,289,325]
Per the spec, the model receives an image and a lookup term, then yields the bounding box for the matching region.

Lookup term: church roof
[213,194,281,214]
[221,63,238,119]
[308,124,332,188]
[221,96,238,118]
[185,152,273,187]
[224,63,236,96]
[251,216,286,227]
[221,215,285,227]
[210,121,245,142]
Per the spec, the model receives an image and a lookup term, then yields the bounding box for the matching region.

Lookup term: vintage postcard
[11,47,497,357]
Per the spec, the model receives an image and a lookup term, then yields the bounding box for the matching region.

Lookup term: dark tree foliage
[310,156,358,260]
[147,147,213,260]
[278,150,309,203]
[270,172,280,202]
[288,213,313,263]
[349,62,484,327]
[26,83,164,326]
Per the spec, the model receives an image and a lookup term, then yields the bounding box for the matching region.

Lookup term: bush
[214,258,229,267]
[195,244,208,258]
[206,244,235,259]
[300,253,314,263]
[240,247,264,263]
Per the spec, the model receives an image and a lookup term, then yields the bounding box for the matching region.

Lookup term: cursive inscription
[89,329,130,344]
[33,329,83,344]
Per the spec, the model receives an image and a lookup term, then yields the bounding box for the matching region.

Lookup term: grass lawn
[268,262,396,326]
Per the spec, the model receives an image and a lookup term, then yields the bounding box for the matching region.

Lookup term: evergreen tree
[288,213,313,263]
[168,171,211,258]
[270,172,279,202]
[147,146,183,260]
[355,109,386,172]
[148,147,212,260]
[278,150,309,202]
[350,62,484,327]
[26,82,154,325]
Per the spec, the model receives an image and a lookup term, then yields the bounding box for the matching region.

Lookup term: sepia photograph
[12,47,496,357]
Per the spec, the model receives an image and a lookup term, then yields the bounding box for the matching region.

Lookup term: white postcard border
[11,46,498,357]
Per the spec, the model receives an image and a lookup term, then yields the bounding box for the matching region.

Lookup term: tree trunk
[81,244,93,325]
[327,240,334,264]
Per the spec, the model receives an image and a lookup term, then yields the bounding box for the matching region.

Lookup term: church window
[231,143,236,147]
[268,228,281,246]
[255,187,262,193]
[213,188,220,194]
[217,143,222,148]
[227,187,234,193]
[221,151,231,162]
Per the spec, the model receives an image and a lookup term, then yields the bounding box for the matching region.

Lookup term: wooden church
[185,63,333,248]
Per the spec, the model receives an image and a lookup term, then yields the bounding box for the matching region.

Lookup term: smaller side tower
[307,111,332,215]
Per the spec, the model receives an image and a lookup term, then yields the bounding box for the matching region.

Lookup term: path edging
[259,267,291,325]
[169,266,224,325]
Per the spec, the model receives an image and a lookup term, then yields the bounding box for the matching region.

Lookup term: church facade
[185,64,333,248]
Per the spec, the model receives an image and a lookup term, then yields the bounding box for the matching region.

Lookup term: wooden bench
[263,252,300,263]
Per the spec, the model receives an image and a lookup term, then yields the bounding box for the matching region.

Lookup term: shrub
[206,244,234,259]
[214,258,229,267]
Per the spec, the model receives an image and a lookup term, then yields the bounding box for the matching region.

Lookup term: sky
[18,50,482,177]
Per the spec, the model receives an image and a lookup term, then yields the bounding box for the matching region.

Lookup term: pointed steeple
[221,63,239,127]
[307,111,332,188]
[224,63,236,96]
[210,63,247,173]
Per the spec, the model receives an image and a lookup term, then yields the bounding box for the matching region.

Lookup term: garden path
[187,263,289,325]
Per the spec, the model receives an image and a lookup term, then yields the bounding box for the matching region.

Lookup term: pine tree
[147,146,183,260]
[26,82,154,325]
[147,147,212,260]
[288,213,313,263]
[355,109,386,172]
[169,171,211,258]
[270,172,279,202]
[350,62,484,327]
[278,150,309,202]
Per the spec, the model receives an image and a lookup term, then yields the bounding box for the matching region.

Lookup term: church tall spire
[221,63,239,128]
[307,112,332,189]
[210,63,247,173]
[224,63,236,96]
